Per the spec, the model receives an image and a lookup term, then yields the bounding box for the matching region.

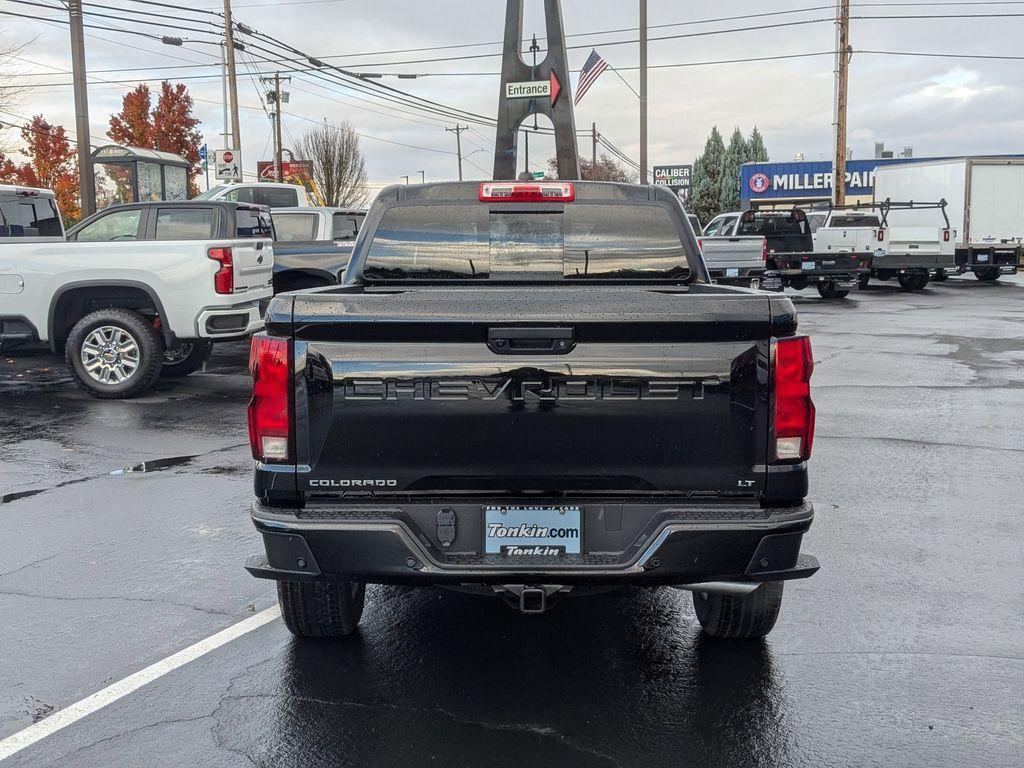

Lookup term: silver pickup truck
[699,212,766,288]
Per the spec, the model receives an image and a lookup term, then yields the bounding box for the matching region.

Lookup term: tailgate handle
[488,327,575,354]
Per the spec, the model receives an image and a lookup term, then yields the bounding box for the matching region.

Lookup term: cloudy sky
[2,0,1022,191]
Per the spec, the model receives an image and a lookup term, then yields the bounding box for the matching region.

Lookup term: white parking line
[0,605,280,763]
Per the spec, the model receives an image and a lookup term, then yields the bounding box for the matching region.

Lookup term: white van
[196,182,310,208]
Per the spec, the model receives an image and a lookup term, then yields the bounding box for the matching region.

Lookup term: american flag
[574,49,609,106]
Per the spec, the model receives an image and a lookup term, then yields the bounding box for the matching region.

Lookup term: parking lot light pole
[68,0,95,218]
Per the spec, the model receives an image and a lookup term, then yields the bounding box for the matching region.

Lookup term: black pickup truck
[743,209,872,299]
[245,181,820,640]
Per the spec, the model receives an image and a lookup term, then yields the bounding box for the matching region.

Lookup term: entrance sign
[504,71,562,105]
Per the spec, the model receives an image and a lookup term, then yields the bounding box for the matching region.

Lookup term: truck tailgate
[701,237,764,268]
[229,239,274,293]
[283,286,787,499]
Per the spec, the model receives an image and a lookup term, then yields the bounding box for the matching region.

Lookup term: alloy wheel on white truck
[65,308,164,398]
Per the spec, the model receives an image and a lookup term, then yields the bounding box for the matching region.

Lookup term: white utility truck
[873,158,1023,282]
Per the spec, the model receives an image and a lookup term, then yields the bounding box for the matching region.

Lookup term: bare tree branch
[296,121,368,208]
[0,37,31,154]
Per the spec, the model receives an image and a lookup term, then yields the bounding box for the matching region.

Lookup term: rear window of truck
[737,214,808,237]
[0,195,62,238]
[362,203,691,281]
[236,208,274,239]
[274,212,318,241]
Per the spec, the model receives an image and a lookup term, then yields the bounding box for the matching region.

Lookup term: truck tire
[65,308,164,399]
[898,273,921,292]
[277,579,365,639]
[692,582,784,639]
[816,282,849,299]
[974,267,1000,282]
[161,339,213,378]
[934,269,949,282]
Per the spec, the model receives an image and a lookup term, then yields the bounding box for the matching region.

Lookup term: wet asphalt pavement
[1,275,1022,767]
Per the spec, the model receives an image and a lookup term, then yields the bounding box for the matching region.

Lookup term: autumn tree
[546,153,636,183]
[108,84,153,147]
[297,121,368,208]
[0,115,80,221]
[107,81,202,195]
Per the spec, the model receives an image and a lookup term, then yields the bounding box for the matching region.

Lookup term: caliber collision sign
[653,164,692,202]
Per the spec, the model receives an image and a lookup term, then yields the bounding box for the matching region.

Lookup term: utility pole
[445,125,467,181]
[220,44,229,149]
[68,0,95,217]
[591,122,597,176]
[639,0,648,184]
[223,0,242,173]
[273,73,283,182]
[523,130,529,175]
[832,0,851,206]
[261,73,291,182]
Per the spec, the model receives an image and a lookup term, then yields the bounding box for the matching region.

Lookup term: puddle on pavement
[109,454,199,475]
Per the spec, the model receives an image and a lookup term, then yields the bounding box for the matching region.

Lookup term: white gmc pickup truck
[0,188,274,398]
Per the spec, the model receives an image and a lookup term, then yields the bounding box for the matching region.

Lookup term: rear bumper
[246,499,819,586]
[196,299,268,340]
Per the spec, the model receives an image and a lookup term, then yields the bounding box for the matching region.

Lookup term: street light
[401,175,410,185]
[417,170,425,183]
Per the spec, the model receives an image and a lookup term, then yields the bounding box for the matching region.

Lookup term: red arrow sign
[549,70,561,106]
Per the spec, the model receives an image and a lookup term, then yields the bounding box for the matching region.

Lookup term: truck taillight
[479,182,574,202]
[697,237,703,251]
[773,336,815,463]
[943,229,951,242]
[247,335,291,463]
[876,228,885,243]
[208,247,234,294]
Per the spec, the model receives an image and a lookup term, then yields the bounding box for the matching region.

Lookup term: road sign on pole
[215,148,242,181]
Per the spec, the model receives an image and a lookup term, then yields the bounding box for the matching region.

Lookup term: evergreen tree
[718,127,750,213]
[689,126,726,223]
[749,126,769,162]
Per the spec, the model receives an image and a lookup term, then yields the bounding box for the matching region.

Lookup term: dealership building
[739,157,943,209]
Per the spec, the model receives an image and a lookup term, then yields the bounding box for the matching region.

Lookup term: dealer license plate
[726,268,739,277]
[484,506,582,556]
[801,261,816,271]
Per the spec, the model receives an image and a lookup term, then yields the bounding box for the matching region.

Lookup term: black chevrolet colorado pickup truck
[245,180,819,640]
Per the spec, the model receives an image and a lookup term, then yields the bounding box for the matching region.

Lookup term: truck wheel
[788,277,808,291]
[875,270,894,281]
[858,273,871,289]
[934,269,949,282]
[692,582,784,639]
[161,339,213,378]
[277,579,365,639]
[816,282,849,300]
[898,274,919,292]
[65,308,164,399]
[974,267,1000,282]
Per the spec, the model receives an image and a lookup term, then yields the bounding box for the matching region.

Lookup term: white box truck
[873,157,1023,281]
